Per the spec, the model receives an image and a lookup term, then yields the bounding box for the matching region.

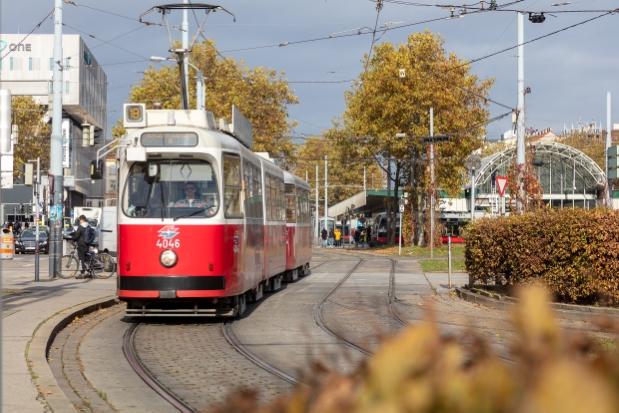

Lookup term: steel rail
[222,322,308,388]
[312,258,373,356]
[387,258,407,326]
[123,323,195,413]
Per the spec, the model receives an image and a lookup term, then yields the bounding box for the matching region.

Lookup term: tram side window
[243,162,262,219]
[296,187,304,223]
[223,155,243,218]
[285,183,296,223]
[280,179,286,221]
[253,164,263,219]
[301,189,309,223]
[276,177,283,221]
[265,174,273,221]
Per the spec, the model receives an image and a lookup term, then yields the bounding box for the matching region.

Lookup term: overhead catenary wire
[62,23,150,60]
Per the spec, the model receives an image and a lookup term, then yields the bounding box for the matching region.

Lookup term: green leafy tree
[113,39,299,168]
[332,30,494,244]
[12,96,50,179]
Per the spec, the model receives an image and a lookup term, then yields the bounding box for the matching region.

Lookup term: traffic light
[28,204,32,215]
[90,159,104,179]
[19,204,24,214]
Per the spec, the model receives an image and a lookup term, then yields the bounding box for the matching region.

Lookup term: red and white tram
[116,104,311,316]
[284,172,312,280]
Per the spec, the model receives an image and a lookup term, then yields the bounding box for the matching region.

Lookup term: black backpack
[84,225,96,244]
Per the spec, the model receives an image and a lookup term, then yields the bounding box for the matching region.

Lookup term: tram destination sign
[141,132,198,147]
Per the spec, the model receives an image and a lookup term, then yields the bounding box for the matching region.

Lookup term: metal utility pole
[49,0,65,278]
[324,155,328,233]
[315,164,319,239]
[607,92,612,207]
[29,158,41,281]
[0,88,8,412]
[387,158,392,244]
[182,0,190,106]
[430,107,435,260]
[516,12,526,213]
[363,166,366,191]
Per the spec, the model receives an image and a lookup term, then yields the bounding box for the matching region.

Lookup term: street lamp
[466,154,482,222]
[150,56,206,110]
[398,192,409,256]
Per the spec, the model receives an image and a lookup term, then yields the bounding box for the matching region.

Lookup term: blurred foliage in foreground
[210,287,619,413]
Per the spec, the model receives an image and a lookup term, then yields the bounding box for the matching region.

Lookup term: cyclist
[69,215,91,279]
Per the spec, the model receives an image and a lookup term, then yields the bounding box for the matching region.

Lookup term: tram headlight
[160,249,177,268]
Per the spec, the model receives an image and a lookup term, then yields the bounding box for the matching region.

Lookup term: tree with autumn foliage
[112,39,299,168]
[12,96,50,180]
[293,132,383,214]
[331,30,494,244]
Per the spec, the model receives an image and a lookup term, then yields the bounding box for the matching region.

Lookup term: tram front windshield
[122,160,219,219]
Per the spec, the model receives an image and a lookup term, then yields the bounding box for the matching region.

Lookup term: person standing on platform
[334,227,341,248]
[328,228,335,248]
[321,227,328,248]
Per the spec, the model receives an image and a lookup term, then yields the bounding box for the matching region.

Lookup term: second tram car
[116,104,311,316]
[284,172,312,280]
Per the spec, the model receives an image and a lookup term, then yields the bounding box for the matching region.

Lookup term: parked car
[15,228,50,254]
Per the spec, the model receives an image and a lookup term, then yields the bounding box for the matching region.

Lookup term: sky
[1,0,618,143]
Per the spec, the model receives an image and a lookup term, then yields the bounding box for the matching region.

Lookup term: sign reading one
[496,176,508,197]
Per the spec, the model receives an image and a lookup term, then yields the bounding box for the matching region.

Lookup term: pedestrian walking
[70,215,94,279]
[367,226,372,247]
[334,227,341,248]
[328,228,335,248]
[321,228,328,248]
[354,227,361,248]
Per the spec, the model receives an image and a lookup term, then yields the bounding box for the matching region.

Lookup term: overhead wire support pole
[607,92,612,208]
[516,11,526,213]
[324,155,328,238]
[315,164,319,241]
[183,0,190,106]
[50,0,65,279]
[430,107,434,260]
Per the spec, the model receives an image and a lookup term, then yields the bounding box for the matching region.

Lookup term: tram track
[123,322,195,413]
[312,258,373,356]
[119,257,331,411]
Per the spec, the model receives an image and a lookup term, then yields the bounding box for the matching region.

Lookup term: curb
[27,295,118,412]
[456,288,619,321]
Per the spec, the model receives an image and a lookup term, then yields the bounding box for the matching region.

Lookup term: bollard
[448,235,452,288]
[1,228,14,260]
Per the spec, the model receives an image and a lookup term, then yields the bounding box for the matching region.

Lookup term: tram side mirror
[146,162,160,183]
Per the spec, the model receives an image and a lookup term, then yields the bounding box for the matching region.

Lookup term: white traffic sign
[399,205,405,213]
[496,176,508,197]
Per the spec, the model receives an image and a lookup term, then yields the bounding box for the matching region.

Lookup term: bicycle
[55,239,116,279]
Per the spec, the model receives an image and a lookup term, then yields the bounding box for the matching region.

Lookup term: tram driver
[174,181,216,217]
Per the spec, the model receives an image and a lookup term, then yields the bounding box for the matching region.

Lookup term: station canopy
[328,190,403,219]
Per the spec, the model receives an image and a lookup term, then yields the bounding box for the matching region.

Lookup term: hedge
[465,208,619,304]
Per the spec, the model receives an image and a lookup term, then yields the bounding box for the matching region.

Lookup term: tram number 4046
[157,239,180,249]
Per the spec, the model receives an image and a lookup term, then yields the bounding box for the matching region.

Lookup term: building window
[48,82,53,94]
[65,81,70,95]
[65,58,70,71]
[110,166,117,175]
[50,58,54,71]
[29,58,33,71]
[10,58,13,71]
[86,200,92,207]
[110,182,117,190]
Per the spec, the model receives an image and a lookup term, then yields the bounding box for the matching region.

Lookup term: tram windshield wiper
[173,207,213,221]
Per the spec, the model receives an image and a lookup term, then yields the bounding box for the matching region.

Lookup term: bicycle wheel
[92,253,116,279]
[55,255,79,279]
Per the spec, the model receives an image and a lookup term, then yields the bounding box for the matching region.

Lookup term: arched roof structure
[474,141,605,209]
